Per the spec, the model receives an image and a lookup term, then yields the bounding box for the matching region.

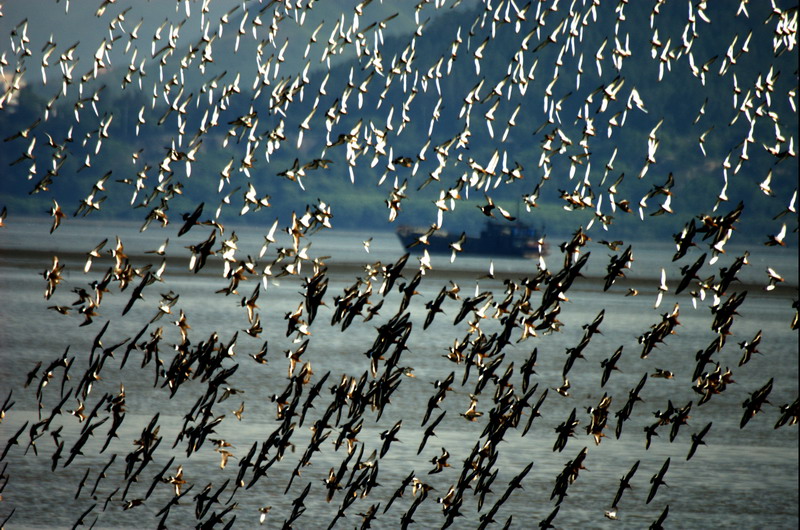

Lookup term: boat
[396,220,546,258]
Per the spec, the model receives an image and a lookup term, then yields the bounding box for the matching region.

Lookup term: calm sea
[0,219,797,529]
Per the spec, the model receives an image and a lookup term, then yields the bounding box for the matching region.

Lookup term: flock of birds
[0,0,798,528]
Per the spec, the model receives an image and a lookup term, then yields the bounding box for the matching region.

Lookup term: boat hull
[396,223,545,258]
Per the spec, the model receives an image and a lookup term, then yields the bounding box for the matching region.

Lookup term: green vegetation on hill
[1,1,796,248]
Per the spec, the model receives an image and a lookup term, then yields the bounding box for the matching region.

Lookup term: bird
[477,194,515,221]
[449,232,467,262]
[654,268,668,309]
[687,422,713,460]
[48,200,66,233]
[384,470,415,514]
[650,505,670,529]
[598,239,624,250]
[651,368,674,379]
[647,458,670,504]
[741,378,773,428]
[379,420,402,458]
[554,378,571,397]
[539,506,560,529]
[258,506,272,525]
[0,422,28,462]
[764,223,787,246]
[553,408,579,452]
[85,239,111,275]
[598,347,623,388]
[522,388,548,437]
[418,411,446,455]
[612,459,640,508]
[775,399,800,429]
[177,202,205,237]
[461,395,483,421]
[428,447,451,474]
[765,267,784,291]
[738,330,762,366]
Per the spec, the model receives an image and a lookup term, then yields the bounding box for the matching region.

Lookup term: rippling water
[0,219,797,529]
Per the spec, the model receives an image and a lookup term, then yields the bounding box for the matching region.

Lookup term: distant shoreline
[3,246,796,295]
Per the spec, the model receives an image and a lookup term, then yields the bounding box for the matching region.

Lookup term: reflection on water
[0,219,797,529]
